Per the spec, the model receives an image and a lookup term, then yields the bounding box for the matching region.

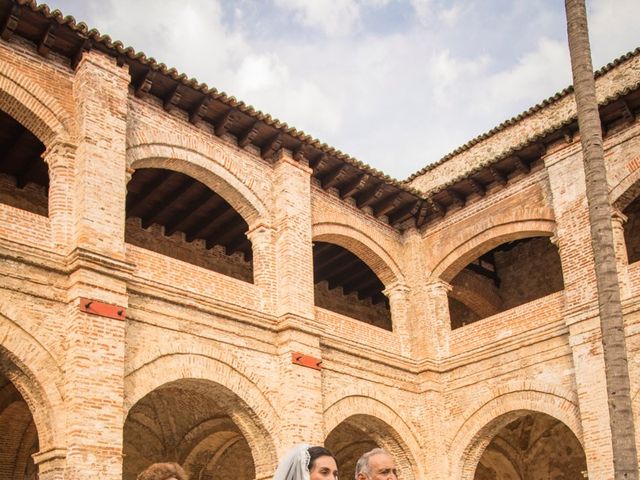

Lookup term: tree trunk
[564,1,638,478]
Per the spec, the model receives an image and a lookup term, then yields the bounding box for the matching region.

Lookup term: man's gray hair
[354,448,390,479]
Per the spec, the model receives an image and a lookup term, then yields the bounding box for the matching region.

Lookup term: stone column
[270,150,324,452]
[383,281,412,357]
[611,207,631,299]
[545,146,616,478]
[62,50,131,480]
[32,448,66,480]
[247,223,276,314]
[43,140,76,252]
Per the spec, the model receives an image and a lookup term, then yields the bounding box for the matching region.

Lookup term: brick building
[0,1,639,479]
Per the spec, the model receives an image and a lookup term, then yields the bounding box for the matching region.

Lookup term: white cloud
[273,0,362,36]
[589,0,640,68]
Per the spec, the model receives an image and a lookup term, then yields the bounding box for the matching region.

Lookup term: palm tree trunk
[564,1,638,478]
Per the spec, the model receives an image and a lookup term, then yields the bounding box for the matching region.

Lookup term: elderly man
[354,448,398,480]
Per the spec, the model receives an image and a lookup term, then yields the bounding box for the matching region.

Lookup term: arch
[124,353,278,477]
[432,214,556,282]
[0,311,65,450]
[324,395,423,480]
[0,62,73,146]
[450,386,582,480]
[127,142,269,228]
[611,156,640,211]
[312,222,404,286]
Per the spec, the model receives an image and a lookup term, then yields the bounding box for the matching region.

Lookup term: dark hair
[307,446,337,471]
[136,462,188,480]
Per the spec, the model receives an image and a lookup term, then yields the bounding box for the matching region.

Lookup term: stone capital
[383,281,410,298]
[32,447,67,466]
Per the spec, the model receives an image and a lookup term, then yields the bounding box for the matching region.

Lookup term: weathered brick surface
[0,33,639,480]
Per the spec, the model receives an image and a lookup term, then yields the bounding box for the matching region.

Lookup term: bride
[274,444,339,480]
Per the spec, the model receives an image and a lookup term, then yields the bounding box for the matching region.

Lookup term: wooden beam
[71,39,91,70]
[620,99,635,123]
[311,153,329,172]
[468,178,486,197]
[340,173,369,199]
[189,96,212,124]
[207,217,247,249]
[427,198,445,218]
[140,178,196,229]
[512,155,530,174]
[163,189,217,236]
[238,121,260,148]
[187,205,237,242]
[126,170,174,218]
[446,187,465,207]
[356,278,385,300]
[225,235,251,256]
[15,154,40,189]
[134,69,156,97]
[389,199,420,226]
[488,166,508,186]
[163,84,184,112]
[214,109,236,137]
[1,4,20,41]
[182,199,229,241]
[374,192,402,218]
[321,165,348,190]
[314,250,357,282]
[261,133,283,160]
[293,146,308,165]
[37,22,57,57]
[416,200,430,227]
[356,182,385,209]
[340,269,376,295]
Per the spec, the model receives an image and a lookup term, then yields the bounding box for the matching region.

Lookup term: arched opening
[472,411,587,480]
[325,414,415,480]
[0,110,48,216]
[623,194,640,264]
[313,242,391,329]
[448,236,564,329]
[126,168,253,282]
[0,371,39,480]
[123,378,257,480]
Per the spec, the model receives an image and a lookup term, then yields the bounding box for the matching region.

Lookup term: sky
[44,0,640,180]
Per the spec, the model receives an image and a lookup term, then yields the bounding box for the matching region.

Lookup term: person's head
[136,462,188,480]
[307,446,338,480]
[355,449,397,480]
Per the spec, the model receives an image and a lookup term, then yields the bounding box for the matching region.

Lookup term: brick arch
[124,353,278,478]
[449,385,581,480]
[0,62,74,146]
[0,311,65,450]
[611,157,640,211]
[431,209,556,282]
[127,141,270,228]
[324,395,423,480]
[312,222,404,286]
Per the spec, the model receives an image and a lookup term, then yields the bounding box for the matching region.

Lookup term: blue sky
[44,0,640,179]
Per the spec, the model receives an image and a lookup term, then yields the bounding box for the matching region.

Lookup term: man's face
[364,453,398,480]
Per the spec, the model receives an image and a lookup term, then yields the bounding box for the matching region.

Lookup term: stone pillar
[545,147,616,478]
[247,223,276,314]
[611,207,631,299]
[62,51,131,480]
[402,227,452,360]
[72,50,129,258]
[43,140,76,252]
[383,281,412,357]
[270,150,323,452]
[32,448,66,480]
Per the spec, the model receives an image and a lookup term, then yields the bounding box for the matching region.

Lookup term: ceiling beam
[388,199,419,227]
[468,178,486,197]
[163,189,217,236]
[261,133,283,160]
[1,4,20,41]
[415,200,431,227]
[314,250,359,282]
[215,109,236,137]
[187,204,238,242]
[134,69,156,97]
[322,257,365,288]
[321,165,348,190]
[140,178,197,229]
[488,166,508,186]
[512,155,530,174]
[374,192,402,218]
[189,96,212,124]
[163,84,184,112]
[126,170,174,218]
[206,217,248,250]
[37,22,57,57]
[340,173,369,199]
[356,182,385,209]
[14,154,40,189]
[238,121,261,148]
[71,39,91,70]
[311,153,329,172]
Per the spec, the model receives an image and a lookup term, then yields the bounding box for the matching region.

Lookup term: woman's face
[310,455,339,480]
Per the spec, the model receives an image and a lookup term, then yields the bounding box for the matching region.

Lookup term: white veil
[273,444,311,480]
